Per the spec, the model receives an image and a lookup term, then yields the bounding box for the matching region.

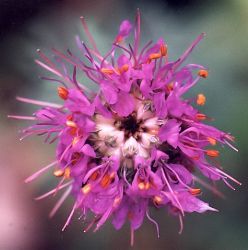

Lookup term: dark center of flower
[120,114,140,136]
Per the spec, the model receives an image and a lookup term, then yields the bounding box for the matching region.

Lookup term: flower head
[11,10,240,245]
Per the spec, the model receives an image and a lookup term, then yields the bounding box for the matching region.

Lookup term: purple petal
[112,91,134,117]
[159,119,181,148]
[176,192,218,213]
[153,92,167,119]
[81,144,96,157]
[101,84,118,104]
[119,20,132,37]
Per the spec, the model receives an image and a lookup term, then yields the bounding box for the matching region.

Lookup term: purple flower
[10,10,241,245]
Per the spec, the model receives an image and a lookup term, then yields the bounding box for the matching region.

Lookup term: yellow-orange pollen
[206,149,219,157]
[198,69,208,78]
[57,86,69,100]
[197,93,206,105]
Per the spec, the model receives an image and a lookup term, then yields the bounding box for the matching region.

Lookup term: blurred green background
[1,0,248,249]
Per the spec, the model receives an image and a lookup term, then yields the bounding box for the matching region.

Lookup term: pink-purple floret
[15,11,240,244]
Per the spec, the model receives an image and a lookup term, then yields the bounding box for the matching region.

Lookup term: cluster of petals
[11,11,240,244]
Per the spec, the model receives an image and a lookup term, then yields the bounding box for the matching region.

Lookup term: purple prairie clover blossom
[10,11,241,245]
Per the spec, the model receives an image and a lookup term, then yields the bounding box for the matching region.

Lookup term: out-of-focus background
[1,0,248,249]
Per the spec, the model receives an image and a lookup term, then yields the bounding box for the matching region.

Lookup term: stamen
[16,96,62,109]
[53,169,65,177]
[196,113,206,121]
[119,64,129,74]
[148,53,161,63]
[153,195,162,205]
[82,184,91,194]
[66,120,77,128]
[145,182,150,190]
[113,197,121,207]
[206,149,219,157]
[25,160,58,183]
[90,171,99,181]
[71,152,81,165]
[72,137,80,146]
[100,173,115,188]
[8,115,36,121]
[57,86,69,100]
[100,68,115,75]
[208,137,217,146]
[189,188,201,195]
[138,182,145,190]
[166,82,174,92]
[64,167,71,179]
[196,93,206,105]
[198,69,208,78]
[115,35,123,44]
[160,44,167,56]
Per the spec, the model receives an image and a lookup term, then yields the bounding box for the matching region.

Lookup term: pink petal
[112,91,134,117]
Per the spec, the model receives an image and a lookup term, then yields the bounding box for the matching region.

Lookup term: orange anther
[196,113,206,121]
[57,86,69,100]
[197,93,206,105]
[149,53,161,60]
[110,172,115,179]
[198,69,208,78]
[72,137,80,146]
[53,169,64,177]
[166,82,174,92]
[64,167,71,179]
[119,64,129,73]
[127,212,133,219]
[207,137,217,146]
[71,152,81,165]
[189,188,201,195]
[90,171,99,181]
[145,182,150,190]
[67,114,73,121]
[138,182,145,190]
[113,197,121,207]
[115,35,123,43]
[100,174,112,188]
[69,127,78,136]
[101,68,114,75]
[160,44,167,56]
[191,155,200,161]
[82,184,91,194]
[153,195,162,204]
[206,149,219,157]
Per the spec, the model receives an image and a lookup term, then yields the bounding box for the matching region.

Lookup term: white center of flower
[92,97,162,164]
